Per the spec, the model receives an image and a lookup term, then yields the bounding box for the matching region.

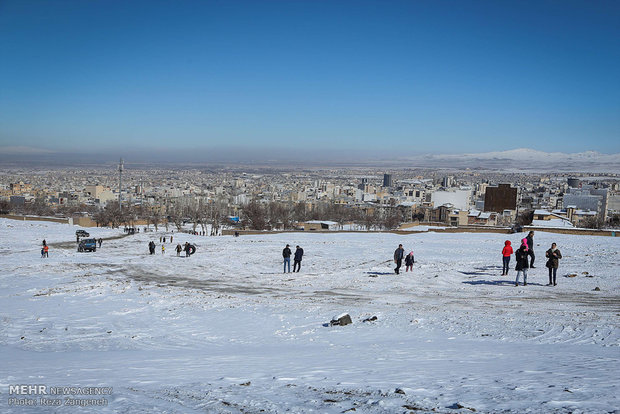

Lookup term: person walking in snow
[394,244,405,274]
[176,243,182,257]
[501,240,513,276]
[98,238,103,248]
[282,244,292,273]
[514,240,530,286]
[161,244,165,255]
[405,251,415,272]
[545,243,562,286]
[525,231,536,268]
[293,245,304,272]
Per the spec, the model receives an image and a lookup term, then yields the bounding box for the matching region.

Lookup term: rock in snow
[330,313,353,326]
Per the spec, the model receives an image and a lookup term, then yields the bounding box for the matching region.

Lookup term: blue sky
[0,0,619,159]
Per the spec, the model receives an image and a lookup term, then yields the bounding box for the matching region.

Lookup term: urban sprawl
[1,166,619,232]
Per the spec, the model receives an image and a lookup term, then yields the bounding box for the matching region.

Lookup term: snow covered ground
[1,218,619,413]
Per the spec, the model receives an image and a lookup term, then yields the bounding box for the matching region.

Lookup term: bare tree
[0,200,10,214]
[151,209,161,232]
[103,202,122,228]
[292,202,307,223]
[93,208,110,227]
[198,199,209,235]
[382,206,402,230]
[210,198,227,236]
[268,201,291,230]
[242,200,267,230]
[607,213,620,229]
[363,206,380,230]
[581,216,604,229]
[516,210,533,226]
[167,204,184,232]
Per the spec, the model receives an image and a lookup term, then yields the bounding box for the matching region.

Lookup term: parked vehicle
[76,229,90,237]
[78,238,97,252]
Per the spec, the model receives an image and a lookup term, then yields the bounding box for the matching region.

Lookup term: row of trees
[3,198,619,231]
[0,197,99,217]
[241,200,414,231]
[91,199,229,233]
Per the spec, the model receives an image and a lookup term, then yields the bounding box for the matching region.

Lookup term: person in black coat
[293,245,304,272]
[394,244,405,274]
[545,243,562,286]
[405,251,415,272]
[514,242,530,286]
[525,231,536,268]
[282,244,292,273]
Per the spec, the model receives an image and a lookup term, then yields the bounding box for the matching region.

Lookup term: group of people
[159,235,174,243]
[282,244,304,273]
[43,228,566,289]
[282,242,417,275]
[502,231,563,286]
[176,242,195,257]
[40,239,49,258]
[149,240,195,257]
[394,244,415,274]
[188,230,219,236]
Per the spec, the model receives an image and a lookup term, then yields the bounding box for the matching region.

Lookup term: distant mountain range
[399,148,620,172]
[0,146,619,172]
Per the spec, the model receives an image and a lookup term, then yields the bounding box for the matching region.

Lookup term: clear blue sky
[0,0,619,159]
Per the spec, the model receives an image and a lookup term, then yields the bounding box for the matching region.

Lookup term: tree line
[240,200,419,231]
[2,198,616,230]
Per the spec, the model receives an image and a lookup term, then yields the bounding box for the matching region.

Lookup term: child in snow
[514,241,530,286]
[545,243,562,286]
[501,240,513,276]
[161,245,165,255]
[405,251,415,272]
[521,238,529,251]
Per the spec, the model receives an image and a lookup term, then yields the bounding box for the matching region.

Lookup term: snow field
[0,218,619,413]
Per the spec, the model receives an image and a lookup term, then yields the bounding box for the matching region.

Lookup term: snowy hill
[1,218,619,412]
[401,148,620,172]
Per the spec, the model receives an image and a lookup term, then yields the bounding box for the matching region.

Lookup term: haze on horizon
[0,0,619,160]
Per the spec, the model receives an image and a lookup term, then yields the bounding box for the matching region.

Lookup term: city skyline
[1,0,619,157]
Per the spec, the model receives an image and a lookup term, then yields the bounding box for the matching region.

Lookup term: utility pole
[118,158,124,212]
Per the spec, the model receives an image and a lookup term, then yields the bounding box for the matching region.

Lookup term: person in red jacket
[501,240,513,276]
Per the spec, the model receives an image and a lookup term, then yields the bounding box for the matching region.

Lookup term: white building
[431,189,472,211]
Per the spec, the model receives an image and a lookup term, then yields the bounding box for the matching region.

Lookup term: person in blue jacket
[293,245,304,272]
